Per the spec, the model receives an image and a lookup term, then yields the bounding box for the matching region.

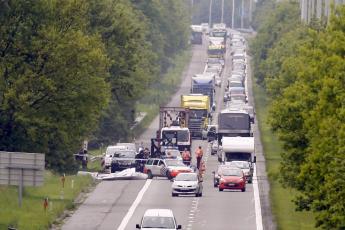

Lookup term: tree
[0,0,110,172]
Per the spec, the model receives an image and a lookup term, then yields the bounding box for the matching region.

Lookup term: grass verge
[253,83,316,230]
[132,49,192,138]
[0,171,94,230]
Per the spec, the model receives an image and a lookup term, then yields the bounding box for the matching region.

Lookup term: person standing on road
[195,146,203,169]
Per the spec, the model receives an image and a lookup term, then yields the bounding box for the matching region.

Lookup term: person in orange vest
[199,160,206,175]
[182,148,191,166]
[195,146,203,169]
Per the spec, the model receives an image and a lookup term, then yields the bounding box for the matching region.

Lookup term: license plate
[228,183,235,186]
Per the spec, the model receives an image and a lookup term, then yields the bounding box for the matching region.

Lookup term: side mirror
[177,225,182,229]
[136,224,140,229]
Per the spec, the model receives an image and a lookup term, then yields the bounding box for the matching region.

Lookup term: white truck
[218,136,255,163]
[218,137,256,183]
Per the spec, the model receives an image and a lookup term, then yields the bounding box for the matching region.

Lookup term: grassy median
[0,172,94,230]
[253,83,316,230]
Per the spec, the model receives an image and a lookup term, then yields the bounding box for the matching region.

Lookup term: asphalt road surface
[62,33,261,230]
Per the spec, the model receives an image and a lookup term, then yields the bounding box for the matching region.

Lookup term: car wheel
[218,157,222,162]
[166,171,173,180]
[199,193,203,197]
[219,188,223,192]
[248,179,252,184]
[172,193,178,197]
[147,170,153,179]
[214,182,217,188]
[195,193,199,197]
[241,187,246,192]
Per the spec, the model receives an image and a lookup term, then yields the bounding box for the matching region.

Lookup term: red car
[218,167,246,192]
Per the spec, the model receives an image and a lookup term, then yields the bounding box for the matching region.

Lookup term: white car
[172,173,203,197]
[136,209,182,229]
[211,140,219,155]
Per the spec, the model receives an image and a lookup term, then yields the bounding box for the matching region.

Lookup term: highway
[62,33,261,230]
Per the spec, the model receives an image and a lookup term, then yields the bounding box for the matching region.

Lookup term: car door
[151,159,160,175]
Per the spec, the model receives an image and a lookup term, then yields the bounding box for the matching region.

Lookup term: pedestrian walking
[195,146,203,169]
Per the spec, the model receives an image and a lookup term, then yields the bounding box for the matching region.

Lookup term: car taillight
[143,167,148,173]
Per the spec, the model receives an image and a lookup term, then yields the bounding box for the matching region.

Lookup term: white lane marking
[117,179,152,230]
[253,165,263,230]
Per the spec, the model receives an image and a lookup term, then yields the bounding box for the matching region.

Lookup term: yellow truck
[181,94,210,139]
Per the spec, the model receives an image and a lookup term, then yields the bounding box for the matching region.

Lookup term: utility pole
[209,0,213,27]
[221,0,224,23]
[241,0,244,28]
[232,0,235,28]
[191,0,194,21]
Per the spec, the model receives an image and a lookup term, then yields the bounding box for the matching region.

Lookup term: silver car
[172,173,203,197]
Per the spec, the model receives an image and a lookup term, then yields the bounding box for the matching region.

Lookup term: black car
[111,150,137,172]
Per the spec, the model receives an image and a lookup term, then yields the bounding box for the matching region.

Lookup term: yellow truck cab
[181,94,210,139]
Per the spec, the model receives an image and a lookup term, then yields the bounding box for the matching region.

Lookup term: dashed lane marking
[117,179,152,230]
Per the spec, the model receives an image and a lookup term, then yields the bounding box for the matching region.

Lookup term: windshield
[222,169,242,177]
[165,159,185,167]
[229,161,250,169]
[142,216,175,229]
[212,31,226,37]
[175,173,197,181]
[229,82,243,88]
[113,151,135,158]
[218,113,250,130]
[190,109,207,118]
[208,49,223,55]
[225,152,252,161]
[207,58,220,64]
[162,130,190,143]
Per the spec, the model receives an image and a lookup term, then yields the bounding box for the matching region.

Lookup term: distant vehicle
[225,161,253,183]
[201,124,217,141]
[201,23,209,34]
[181,94,211,139]
[207,57,224,67]
[136,209,182,229]
[191,73,215,106]
[229,80,244,88]
[111,150,137,172]
[212,164,234,187]
[218,167,246,192]
[211,140,219,155]
[163,147,182,160]
[219,137,256,165]
[103,145,128,171]
[171,172,203,197]
[191,25,203,45]
[144,158,193,179]
[217,108,252,141]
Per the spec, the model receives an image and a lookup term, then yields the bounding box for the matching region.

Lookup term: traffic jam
[95,23,256,229]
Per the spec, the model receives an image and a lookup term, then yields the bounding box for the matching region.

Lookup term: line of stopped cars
[103,25,256,230]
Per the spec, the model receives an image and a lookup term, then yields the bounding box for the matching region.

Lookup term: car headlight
[220,178,225,183]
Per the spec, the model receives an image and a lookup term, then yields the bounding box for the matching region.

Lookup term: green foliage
[252,1,345,228]
[250,0,300,86]
[0,171,93,230]
[0,0,110,172]
[0,0,191,171]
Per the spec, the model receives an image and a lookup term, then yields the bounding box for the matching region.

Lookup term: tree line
[0,0,190,173]
[251,0,345,228]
